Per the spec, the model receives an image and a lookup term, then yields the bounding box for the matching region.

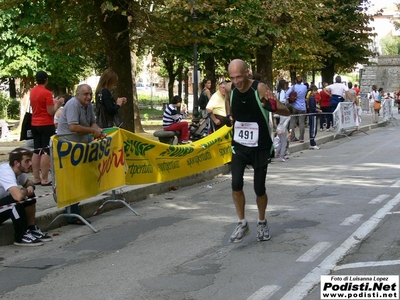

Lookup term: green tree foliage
[0,3,41,91]
[147,0,340,87]
[0,0,378,127]
[0,1,100,95]
[317,0,375,84]
[380,35,400,55]
[216,0,330,86]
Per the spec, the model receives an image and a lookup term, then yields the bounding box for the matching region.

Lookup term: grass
[139,108,164,125]
[140,108,164,116]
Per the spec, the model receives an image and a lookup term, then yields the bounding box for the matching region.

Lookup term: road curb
[289,121,381,153]
[0,164,231,246]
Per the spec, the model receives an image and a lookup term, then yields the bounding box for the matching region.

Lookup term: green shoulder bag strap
[229,83,274,154]
[252,85,274,154]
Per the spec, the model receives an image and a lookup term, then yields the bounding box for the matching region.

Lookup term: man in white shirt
[0,148,51,246]
[326,76,351,116]
[325,76,351,126]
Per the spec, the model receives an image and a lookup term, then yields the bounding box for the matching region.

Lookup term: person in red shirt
[319,82,331,130]
[315,89,321,106]
[353,84,360,98]
[397,90,400,113]
[30,71,63,186]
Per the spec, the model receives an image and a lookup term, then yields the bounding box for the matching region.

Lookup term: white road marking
[391,180,400,188]
[247,285,281,300]
[296,242,332,262]
[369,194,390,204]
[340,214,363,226]
[334,259,400,271]
[277,192,400,300]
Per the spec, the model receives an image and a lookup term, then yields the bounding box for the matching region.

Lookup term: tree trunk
[164,57,182,103]
[94,0,139,132]
[301,72,308,85]
[256,43,274,88]
[164,58,175,102]
[289,66,296,85]
[311,70,316,85]
[130,50,144,132]
[9,78,16,99]
[321,61,335,85]
[177,62,184,98]
[183,67,189,105]
[204,56,216,93]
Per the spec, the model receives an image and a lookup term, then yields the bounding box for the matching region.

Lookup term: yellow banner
[51,126,232,208]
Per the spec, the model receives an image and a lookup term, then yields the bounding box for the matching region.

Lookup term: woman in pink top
[30,71,63,186]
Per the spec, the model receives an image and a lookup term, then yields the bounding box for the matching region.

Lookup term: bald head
[228,59,247,73]
[228,59,249,91]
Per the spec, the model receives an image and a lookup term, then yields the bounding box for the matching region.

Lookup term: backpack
[199,90,209,109]
[288,85,297,103]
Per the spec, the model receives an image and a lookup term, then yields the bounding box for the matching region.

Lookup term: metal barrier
[47,131,139,233]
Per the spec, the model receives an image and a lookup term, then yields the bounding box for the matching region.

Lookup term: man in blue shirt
[285,76,307,142]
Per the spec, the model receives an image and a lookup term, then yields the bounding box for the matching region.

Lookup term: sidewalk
[0,112,395,246]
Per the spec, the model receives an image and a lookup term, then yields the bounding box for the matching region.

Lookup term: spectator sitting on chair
[162,95,191,144]
[0,148,52,246]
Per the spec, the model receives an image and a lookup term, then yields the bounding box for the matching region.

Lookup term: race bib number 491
[233,121,259,147]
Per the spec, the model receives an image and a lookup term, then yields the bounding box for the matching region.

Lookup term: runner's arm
[258,83,290,116]
[224,83,233,125]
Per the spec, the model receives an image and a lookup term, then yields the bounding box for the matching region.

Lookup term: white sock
[239,219,247,225]
[258,219,266,224]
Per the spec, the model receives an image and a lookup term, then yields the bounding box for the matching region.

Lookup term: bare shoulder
[256,81,269,95]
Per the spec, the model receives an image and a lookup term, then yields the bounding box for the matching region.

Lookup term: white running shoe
[229,222,250,243]
[309,145,320,150]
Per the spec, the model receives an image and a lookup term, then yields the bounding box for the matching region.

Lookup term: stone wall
[360,55,400,94]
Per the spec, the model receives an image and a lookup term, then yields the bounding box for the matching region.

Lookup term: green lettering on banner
[157,160,180,173]
[128,162,154,176]
[225,130,233,140]
[160,145,194,158]
[56,137,112,168]
[124,139,155,157]
[200,137,222,149]
[186,151,212,167]
[219,145,232,158]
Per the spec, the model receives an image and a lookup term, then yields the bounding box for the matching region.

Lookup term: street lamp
[188,0,199,118]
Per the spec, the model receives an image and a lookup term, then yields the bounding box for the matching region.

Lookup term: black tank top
[231,80,272,151]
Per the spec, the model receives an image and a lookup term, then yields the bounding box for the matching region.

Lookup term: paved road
[0,114,399,299]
